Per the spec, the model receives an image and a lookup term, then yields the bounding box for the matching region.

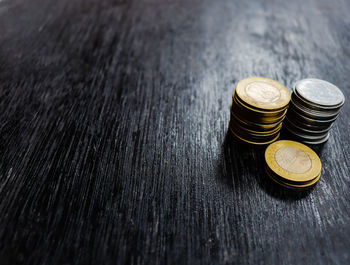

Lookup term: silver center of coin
[275,147,312,174]
[295,78,344,106]
[245,82,281,103]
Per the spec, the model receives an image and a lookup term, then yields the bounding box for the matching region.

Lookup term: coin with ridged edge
[235,77,291,111]
[294,78,344,108]
[229,77,290,146]
[285,78,345,144]
[265,140,322,184]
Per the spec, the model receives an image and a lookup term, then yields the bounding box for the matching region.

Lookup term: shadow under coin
[281,127,327,157]
[220,129,313,201]
[255,169,313,201]
[219,130,265,191]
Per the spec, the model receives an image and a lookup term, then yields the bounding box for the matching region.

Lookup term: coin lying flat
[266,165,320,190]
[230,127,280,146]
[294,78,345,108]
[265,140,322,187]
[235,77,291,111]
[285,78,345,144]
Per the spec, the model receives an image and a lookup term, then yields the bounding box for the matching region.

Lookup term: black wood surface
[1,0,350,264]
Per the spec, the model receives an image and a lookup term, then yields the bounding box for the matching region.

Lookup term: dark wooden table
[1,0,350,264]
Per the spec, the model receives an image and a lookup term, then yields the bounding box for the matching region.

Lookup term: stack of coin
[284,78,345,144]
[229,77,291,145]
[265,140,322,190]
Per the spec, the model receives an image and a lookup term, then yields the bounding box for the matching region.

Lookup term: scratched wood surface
[0,0,350,264]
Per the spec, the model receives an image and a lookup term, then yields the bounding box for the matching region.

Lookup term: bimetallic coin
[230,127,280,146]
[234,92,289,115]
[231,97,287,124]
[265,140,322,183]
[229,118,282,136]
[294,78,345,108]
[229,77,290,146]
[265,165,320,190]
[235,77,291,111]
[265,163,319,186]
[230,110,283,131]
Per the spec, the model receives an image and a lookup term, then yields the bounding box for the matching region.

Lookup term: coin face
[235,77,291,111]
[275,147,311,174]
[245,82,281,103]
[265,140,322,182]
[294,78,345,107]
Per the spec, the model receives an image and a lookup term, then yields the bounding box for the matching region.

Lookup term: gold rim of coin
[229,118,282,136]
[231,101,287,124]
[265,163,319,186]
[230,109,282,131]
[234,77,291,111]
[265,165,320,190]
[230,127,280,145]
[265,140,322,182]
[233,92,289,115]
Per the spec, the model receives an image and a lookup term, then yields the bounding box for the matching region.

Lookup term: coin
[235,77,291,111]
[286,107,335,127]
[265,165,320,190]
[290,98,339,120]
[283,118,331,136]
[291,93,340,116]
[229,118,282,136]
[231,97,287,124]
[229,127,280,146]
[284,115,332,132]
[284,78,345,144]
[265,140,322,183]
[229,77,290,145]
[294,78,345,108]
[283,124,329,142]
[230,109,282,132]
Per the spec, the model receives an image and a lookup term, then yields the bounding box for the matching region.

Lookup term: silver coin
[291,96,340,119]
[283,123,329,140]
[289,102,339,121]
[283,118,332,136]
[291,92,342,113]
[285,117,333,132]
[301,133,329,145]
[286,108,336,126]
[294,78,345,108]
[284,125,330,144]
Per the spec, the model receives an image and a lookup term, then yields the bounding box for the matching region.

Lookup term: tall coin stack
[284,78,345,144]
[229,77,291,145]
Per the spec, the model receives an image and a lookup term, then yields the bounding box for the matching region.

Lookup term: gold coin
[229,127,280,145]
[234,92,289,116]
[234,77,291,111]
[230,109,282,131]
[265,165,320,190]
[265,162,319,186]
[229,117,282,136]
[265,140,322,183]
[231,96,287,124]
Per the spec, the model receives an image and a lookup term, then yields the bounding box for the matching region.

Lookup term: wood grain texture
[0,0,350,264]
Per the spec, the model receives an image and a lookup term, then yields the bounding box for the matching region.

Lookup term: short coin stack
[229,77,291,145]
[284,78,345,144]
[265,140,322,190]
